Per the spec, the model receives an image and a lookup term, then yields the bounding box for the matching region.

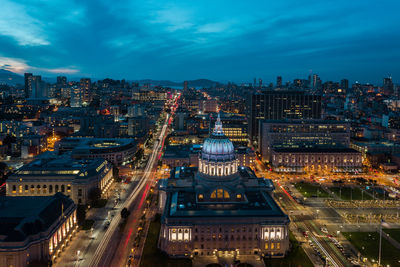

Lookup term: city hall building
[6,152,113,204]
[0,193,77,267]
[158,115,290,261]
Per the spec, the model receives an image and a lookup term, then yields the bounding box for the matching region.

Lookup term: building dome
[199,114,238,177]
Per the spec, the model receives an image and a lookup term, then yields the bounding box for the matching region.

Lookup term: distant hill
[0,69,24,86]
[0,69,221,88]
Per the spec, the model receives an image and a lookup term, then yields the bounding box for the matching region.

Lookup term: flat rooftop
[11,151,109,179]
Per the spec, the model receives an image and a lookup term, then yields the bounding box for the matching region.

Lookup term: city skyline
[0,1,399,83]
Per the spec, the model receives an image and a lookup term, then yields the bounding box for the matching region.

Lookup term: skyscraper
[383,76,394,95]
[57,76,67,86]
[248,91,322,142]
[80,78,91,103]
[276,76,282,88]
[24,73,33,98]
[31,75,44,98]
[340,79,349,91]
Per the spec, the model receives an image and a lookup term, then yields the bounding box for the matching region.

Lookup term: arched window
[210,188,230,200]
[12,185,16,191]
[49,185,53,193]
[61,185,65,193]
[55,185,59,192]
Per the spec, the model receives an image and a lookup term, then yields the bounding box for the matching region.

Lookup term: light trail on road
[87,112,172,267]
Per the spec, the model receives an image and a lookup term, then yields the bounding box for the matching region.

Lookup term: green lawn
[140,215,192,267]
[294,182,330,198]
[329,186,373,200]
[264,232,313,267]
[384,229,400,244]
[342,232,400,266]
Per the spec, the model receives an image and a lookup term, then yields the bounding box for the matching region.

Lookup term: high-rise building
[31,75,45,98]
[248,91,322,142]
[57,76,67,86]
[24,73,33,98]
[183,80,188,91]
[276,76,282,88]
[80,78,91,103]
[258,119,350,162]
[311,74,321,90]
[383,76,394,95]
[70,85,82,107]
[340,79,349,91]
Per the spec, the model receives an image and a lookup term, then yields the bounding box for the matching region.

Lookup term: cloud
[0,0,50,46]
[0,56,79,75]
[0,57,29,73]
[41,67,80,74]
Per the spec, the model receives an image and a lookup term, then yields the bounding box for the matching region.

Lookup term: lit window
[198,194,203,200]
[236,194,242,199]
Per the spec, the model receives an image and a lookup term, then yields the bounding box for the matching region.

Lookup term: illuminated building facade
[0,193,77,267]
[158,115,289,261]
[6,152,113,205]
[248,91,322,142]
[271,147,362,173]
[259,120,350,162]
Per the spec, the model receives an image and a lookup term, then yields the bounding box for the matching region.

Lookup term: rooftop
[11,151,109,179]
[0,193,75,243]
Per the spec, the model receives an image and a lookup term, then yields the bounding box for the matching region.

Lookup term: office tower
[70,85,82,107]
[248,91,322,142]
[311,74,321,90]
[383,76,394,95]
[253,77,257,87]
[80,78,91,103]
[24,73,33,98]
[340,79,349,91]
[277,76,282,87]
[183,80,188,91]
[259,119,350,162]
[57,76,67,86]
[30,75,45,98]
[259,78,263,88]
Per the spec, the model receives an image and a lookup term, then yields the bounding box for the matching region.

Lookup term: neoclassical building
[158,115,290,262]
[6,152,113,205]
[0,193,77,267]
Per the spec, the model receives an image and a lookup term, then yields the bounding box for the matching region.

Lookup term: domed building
[199,114,238,177]
[158,114,290,265]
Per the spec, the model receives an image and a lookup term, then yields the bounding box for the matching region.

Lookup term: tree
[88,187,102,205]
[76,205,86,226]
[112,165,121,182]
[121,207,131,219]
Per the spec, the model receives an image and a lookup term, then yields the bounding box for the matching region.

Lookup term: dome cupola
[199,113,238,177]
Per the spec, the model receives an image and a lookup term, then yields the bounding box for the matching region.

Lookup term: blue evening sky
[0,0,399,84]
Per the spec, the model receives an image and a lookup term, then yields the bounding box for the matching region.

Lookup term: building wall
[271,150,362,173]
[159,223,290,258]
[6,168,113,205]
[259,121,350,162]
[0,208,77,267]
